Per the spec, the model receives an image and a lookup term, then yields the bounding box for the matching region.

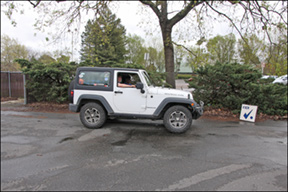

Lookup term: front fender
[153,98,204,118]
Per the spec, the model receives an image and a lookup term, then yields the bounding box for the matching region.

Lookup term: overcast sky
[1,1,234,62]
[1,1,153,62]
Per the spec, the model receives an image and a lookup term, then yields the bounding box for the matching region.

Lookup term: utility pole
[71,31,74,62]
[261,62,265,75]
[144,53,149,67]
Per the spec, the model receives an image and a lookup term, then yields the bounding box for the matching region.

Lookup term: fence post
[8,71,11,97]
[23,74,27,104]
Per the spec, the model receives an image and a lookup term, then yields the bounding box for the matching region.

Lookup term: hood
[148,86,193,99]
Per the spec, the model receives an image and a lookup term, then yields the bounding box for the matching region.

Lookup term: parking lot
[1,109,287,191]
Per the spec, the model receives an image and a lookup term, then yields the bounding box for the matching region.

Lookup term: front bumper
[192,100,204,119]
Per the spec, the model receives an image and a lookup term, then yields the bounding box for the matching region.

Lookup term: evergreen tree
[80,6,126,66]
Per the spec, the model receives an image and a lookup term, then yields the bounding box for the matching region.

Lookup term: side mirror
[136,82,145,94]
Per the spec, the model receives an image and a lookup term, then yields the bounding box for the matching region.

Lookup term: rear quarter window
[75,70,113,91]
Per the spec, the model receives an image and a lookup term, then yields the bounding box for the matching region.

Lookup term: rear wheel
[80,103,107,129]
[163,105,192,133]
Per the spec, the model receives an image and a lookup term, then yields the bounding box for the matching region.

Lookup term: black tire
[80,102,107,129]
[163,105,192,133]
[68,79,75,103]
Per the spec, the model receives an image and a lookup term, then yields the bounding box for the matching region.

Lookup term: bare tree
[1,34,29,71]
[140,1,287,87]
[2,0,287,87]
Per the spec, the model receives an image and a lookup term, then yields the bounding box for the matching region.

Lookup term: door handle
[114,91,123,94]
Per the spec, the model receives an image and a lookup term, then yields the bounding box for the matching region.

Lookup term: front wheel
[80,103,107,129]
[163,105,192,133]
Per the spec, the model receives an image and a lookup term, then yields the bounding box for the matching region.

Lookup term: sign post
[261,62,265,75]
[240,104,258,122]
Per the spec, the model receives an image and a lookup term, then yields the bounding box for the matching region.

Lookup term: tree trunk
[139,0,201,88]
[161,26,175,88]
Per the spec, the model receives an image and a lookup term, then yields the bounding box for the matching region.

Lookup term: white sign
[144,53,149,60]
[240,104,258,122]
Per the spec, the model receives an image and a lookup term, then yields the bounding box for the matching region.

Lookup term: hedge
[193,62,287,116]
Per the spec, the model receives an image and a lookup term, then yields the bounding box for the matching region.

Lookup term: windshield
[142,71,153,86]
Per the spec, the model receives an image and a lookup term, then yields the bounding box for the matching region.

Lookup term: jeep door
[113,71,146,113]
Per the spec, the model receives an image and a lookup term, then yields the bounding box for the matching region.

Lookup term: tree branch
[139,0,161,18]
[172,41,197,57]
[254,1,287,26]
[169,0,205,27]
[28,0,41,8]
[205,2,248,45]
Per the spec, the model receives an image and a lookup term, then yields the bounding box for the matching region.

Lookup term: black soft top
[76,67,139,72]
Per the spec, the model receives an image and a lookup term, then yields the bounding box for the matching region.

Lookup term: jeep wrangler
[69,67,204,133]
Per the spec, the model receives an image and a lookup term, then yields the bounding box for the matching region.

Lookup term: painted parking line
[158,164,252,191]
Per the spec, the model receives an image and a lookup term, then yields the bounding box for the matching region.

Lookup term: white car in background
[261,75,278,79]
[273,74,287,85]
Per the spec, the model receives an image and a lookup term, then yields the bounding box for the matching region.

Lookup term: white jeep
[69,67,204,133]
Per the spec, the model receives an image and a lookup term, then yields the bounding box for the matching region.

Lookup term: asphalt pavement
[1,108,287,191]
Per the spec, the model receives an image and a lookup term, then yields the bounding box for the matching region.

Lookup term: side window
[117,72,140,88]
[78,71,110,87]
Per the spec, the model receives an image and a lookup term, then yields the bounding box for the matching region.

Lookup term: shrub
[193,62,287,116]
[16,59,77,103]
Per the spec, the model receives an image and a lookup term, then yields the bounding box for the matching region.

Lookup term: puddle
[1,111,47,119]
[1,135,38,144]
[111,129,135,146]
[9,114,47,119]
[77,129,111,142]
[111,139,129,146]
